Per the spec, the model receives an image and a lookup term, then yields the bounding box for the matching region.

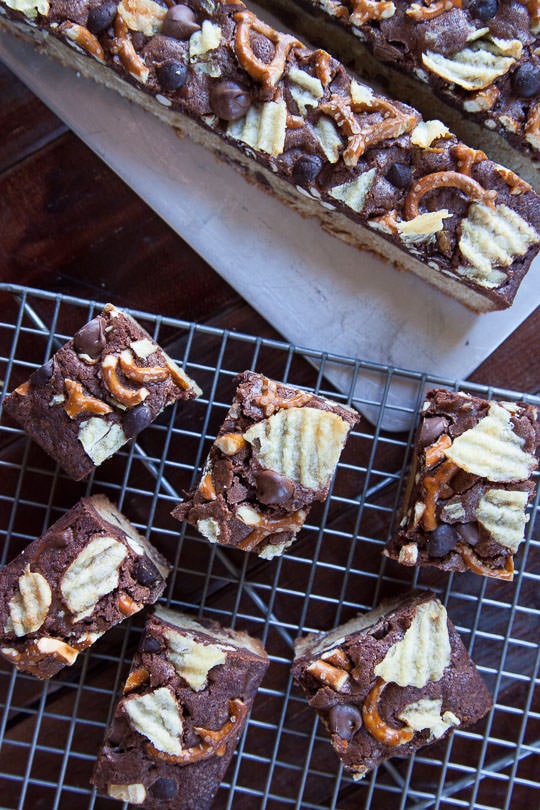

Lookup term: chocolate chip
[255,470,295,506]
[150,778,177,799]
[468,0,498,20]
[209,80,252,121]
[386,162,412,189]
[457,522,479,546]
[292,155,324,185]
[44,530,71,550]
[122,404,153,438]
[427,523,458,557]
[140,635,162,653]
[133,557,162,586]
[30,358,54,388]
[156,59,188,91]
[73,318,106,359]
[512,63,540,99]
[418,415,449,448]
[87,0,117,34]
[162,5,200,39]
[327,704,362,741]
[371,621,390,640]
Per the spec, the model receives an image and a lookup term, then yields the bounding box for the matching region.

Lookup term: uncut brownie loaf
[1,3,540,310]
[0,494,169,678]
[172,370,359,559]
[92,605,269,809]
[386,389,539,580]
[2,303,201,480]
[258,0,540,190]
[292,591,492,780]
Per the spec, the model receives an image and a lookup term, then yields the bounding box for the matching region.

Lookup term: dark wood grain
[0,56,538,810]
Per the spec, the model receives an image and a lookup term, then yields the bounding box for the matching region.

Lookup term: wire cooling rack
[0,284,538,810]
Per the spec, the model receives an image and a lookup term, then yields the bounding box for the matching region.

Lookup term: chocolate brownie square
[386,389,539,580]
[92,606,269,809]
[2,304,202,480]
[172,371,359,558]
[292,591,492,780]
[0,495,170,679]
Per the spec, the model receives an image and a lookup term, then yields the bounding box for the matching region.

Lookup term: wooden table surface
[0,57,539,810]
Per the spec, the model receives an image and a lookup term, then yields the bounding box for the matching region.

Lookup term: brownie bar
[92,605,269,809]
[2,303,201,480]
[386,389,539,580]
[0,495,169,679]
[292,591,492,780]
[258,0,540,190]
[1,3,539,310]
[172,371,359,558]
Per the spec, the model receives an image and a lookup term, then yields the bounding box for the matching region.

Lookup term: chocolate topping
[327,703,363,741]
[30,358,54,388]
[162,4,200,39]
[73,317,106,358]
[255,469,296,505]
[209,80,252,121]
[157,59,188,91]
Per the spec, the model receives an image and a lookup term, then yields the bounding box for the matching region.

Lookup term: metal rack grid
[0,283,538,810]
